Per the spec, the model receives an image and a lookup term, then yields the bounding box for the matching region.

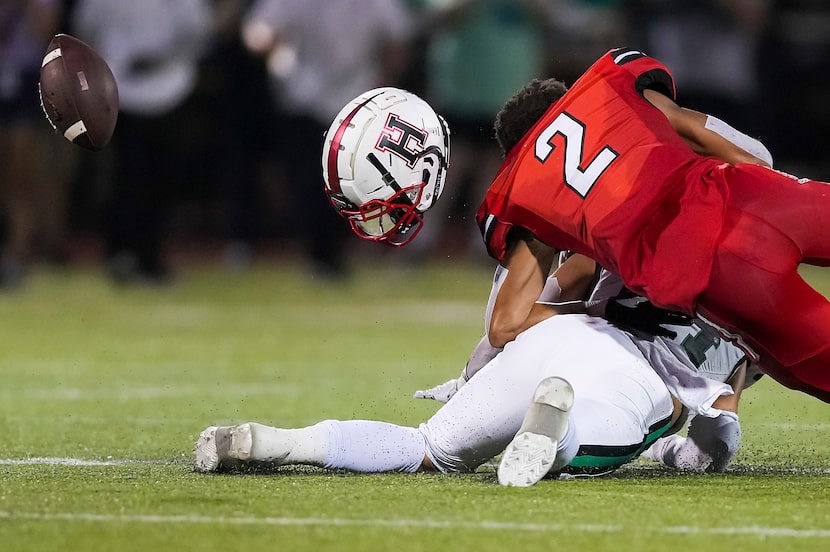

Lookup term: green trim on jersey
[565,414,673,471]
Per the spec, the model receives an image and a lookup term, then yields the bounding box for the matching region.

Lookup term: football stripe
[77,70,90,91]
[326,91,384,194]
[64,120,88,141]
[41,47,62,68]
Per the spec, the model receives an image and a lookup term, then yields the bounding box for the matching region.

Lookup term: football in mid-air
[38,33,118,151]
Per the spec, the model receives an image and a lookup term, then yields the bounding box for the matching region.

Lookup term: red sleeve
[479,211,514,262]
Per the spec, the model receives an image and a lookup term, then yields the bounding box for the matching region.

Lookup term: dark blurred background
[1,0,827,288]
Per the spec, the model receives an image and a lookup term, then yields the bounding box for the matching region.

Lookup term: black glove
[604,290,692,339]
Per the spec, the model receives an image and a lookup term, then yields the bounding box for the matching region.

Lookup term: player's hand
[641,412,740,473]
[414,377,464,403]
[604,290,691,339]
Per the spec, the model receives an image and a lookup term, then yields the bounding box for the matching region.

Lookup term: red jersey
[477,47,729,313]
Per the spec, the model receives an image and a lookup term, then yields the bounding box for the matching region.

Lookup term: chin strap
[366,152,408,197]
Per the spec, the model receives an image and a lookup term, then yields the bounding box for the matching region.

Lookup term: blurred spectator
[410,0,556,261]
[625,0,769,137]
[197,0,279,270]
[72,0,214,285]
[758,0,830,179]
[0,0,61,288]
[539,0,627,82]
[242,0,413,280]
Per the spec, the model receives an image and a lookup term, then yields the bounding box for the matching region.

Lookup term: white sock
[248,420,426,473]
[551,420,579,472]
[321,420,426,473]
[247,422,328,465]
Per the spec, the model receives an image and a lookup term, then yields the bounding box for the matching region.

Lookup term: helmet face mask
[337,184,425,246]
[322,87,450,247]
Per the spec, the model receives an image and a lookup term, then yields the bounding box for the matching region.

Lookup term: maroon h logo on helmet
[376,114,427,168]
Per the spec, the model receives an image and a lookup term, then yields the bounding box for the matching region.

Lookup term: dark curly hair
[494,78,569,156]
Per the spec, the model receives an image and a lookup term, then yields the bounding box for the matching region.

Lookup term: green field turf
[0,260,828,552]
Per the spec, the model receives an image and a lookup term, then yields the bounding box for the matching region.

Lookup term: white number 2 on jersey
[534,112,618,198]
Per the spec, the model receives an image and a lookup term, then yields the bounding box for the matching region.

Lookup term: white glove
[413,376,466,403]
[642,411,741,473]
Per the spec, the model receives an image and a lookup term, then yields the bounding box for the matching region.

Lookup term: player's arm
[710,359,747,414]
[643,362,746,472]
[547,253,598,303]
[643,88,772,167]
[415,252,597,402]
[488,231,558,348]
[482,256,595,349]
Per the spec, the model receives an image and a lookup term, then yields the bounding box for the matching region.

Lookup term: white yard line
[2,415,205,425]
[0,457,181,466]
[3,457,829,475]
[1,459,827,539]
[0,510,827,538]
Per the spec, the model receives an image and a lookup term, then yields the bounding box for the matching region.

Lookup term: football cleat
[194,424,255,473]
[498,377,574,487]
[194,426,220,472]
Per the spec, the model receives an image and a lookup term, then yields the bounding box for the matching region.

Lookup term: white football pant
[420,314,675,473]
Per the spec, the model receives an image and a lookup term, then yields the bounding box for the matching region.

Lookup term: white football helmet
[322,87,450,246]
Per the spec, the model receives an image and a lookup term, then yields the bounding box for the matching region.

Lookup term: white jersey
[588,269,747,416]
[656,321,746,384]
